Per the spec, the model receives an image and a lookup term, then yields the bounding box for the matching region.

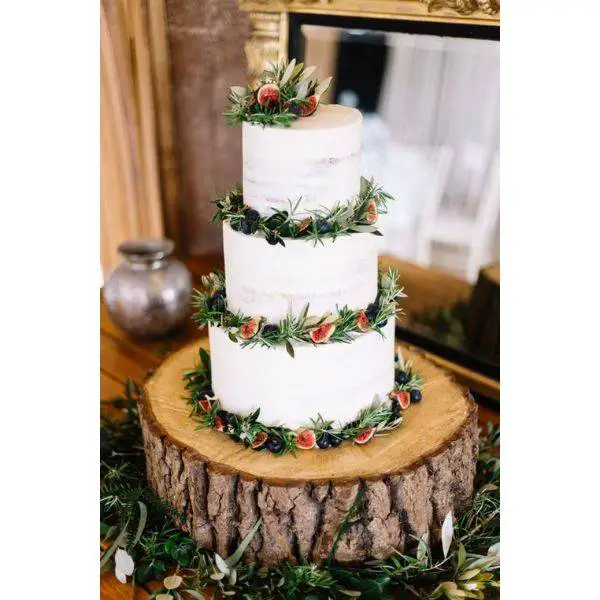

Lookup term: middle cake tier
[223,222,380,322]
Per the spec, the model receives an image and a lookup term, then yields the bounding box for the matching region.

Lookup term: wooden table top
[100,254,499,599]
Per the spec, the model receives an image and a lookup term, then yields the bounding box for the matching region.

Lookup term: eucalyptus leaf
[182,591,204,600]
[457,543,466,569]
[225,518,262,568]
[416,533,429,564]
[131,501,148,548]
[457,569,480,581]
[215,553,230,575]
[441,511,453,559]
[99,519,129,567]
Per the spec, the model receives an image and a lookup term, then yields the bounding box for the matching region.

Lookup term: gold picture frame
[239,0,499,82]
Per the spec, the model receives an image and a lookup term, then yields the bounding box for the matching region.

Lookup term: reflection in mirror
[301,25,499,284]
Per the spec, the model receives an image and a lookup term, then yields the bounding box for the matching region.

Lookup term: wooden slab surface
[144,339,476,484]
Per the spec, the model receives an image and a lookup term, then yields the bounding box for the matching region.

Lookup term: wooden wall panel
[100,0,167,276]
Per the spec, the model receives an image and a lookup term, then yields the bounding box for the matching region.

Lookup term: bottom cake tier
[208,320,396,429]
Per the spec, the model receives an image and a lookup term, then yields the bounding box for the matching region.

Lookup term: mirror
[291,15,500,383]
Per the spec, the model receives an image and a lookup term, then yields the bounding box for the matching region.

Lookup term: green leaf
[131,501,148,548]
[457,543,466,569]
[181,591,204,600]
[225,518,262,568]
[280,58,296,86]
[199,348,211,373]
[99,519,129,567]
[285,341,295,358]
[316,76,333,96]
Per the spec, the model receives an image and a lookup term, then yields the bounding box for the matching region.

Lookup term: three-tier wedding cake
[188,60,423,453]
[139,60,478,567]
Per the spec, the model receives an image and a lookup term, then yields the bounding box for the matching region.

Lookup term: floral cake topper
[225,58,333,127]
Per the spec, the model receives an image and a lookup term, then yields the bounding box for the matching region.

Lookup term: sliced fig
[354,427,375,444]
[390,390,411,410]
[310,322,336,344]
[295,429,316,450]
[366,199,378,224]
[251,431,268,449]
[356,310,370,332]
[295,217,312,233]
[199,397,213,412]
[214,415,226,432]
[257,83,280,107]
[300,95,319,117]
[239,318,260,340]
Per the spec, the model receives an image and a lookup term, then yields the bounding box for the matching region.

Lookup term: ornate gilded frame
[239,0,499,81]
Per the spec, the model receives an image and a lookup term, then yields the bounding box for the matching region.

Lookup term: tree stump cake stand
[139,340,478,566]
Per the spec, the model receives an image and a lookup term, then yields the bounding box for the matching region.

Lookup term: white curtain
[376,33,500,217]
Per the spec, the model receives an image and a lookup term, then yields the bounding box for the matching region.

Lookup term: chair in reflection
[417,151,499,282]
[368,143,454,267]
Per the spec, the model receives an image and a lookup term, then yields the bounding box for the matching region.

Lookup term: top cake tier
[242,104,362,217]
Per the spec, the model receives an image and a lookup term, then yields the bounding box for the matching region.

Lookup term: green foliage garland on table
[181,347,424,454]
[100,381,500,599]
[211,176,393,246]
[191,268,404,358]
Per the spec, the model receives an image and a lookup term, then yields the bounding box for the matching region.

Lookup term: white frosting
[209,320,395,429]
[243,105,362,216]
[223,222,378,322]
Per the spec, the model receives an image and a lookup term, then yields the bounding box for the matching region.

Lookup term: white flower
[114,548,134,584]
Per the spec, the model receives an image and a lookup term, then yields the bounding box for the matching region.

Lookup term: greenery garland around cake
[101,380,500,598]
[181,346,423,455]
[191,268,404,358]
[211,176,393,246]
[224,58,333,128]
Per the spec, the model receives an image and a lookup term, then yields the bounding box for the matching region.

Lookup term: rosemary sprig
[211,176,394,246]
[190,268,405,356]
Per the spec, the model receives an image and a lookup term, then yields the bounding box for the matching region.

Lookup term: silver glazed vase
[103,239,192,338]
